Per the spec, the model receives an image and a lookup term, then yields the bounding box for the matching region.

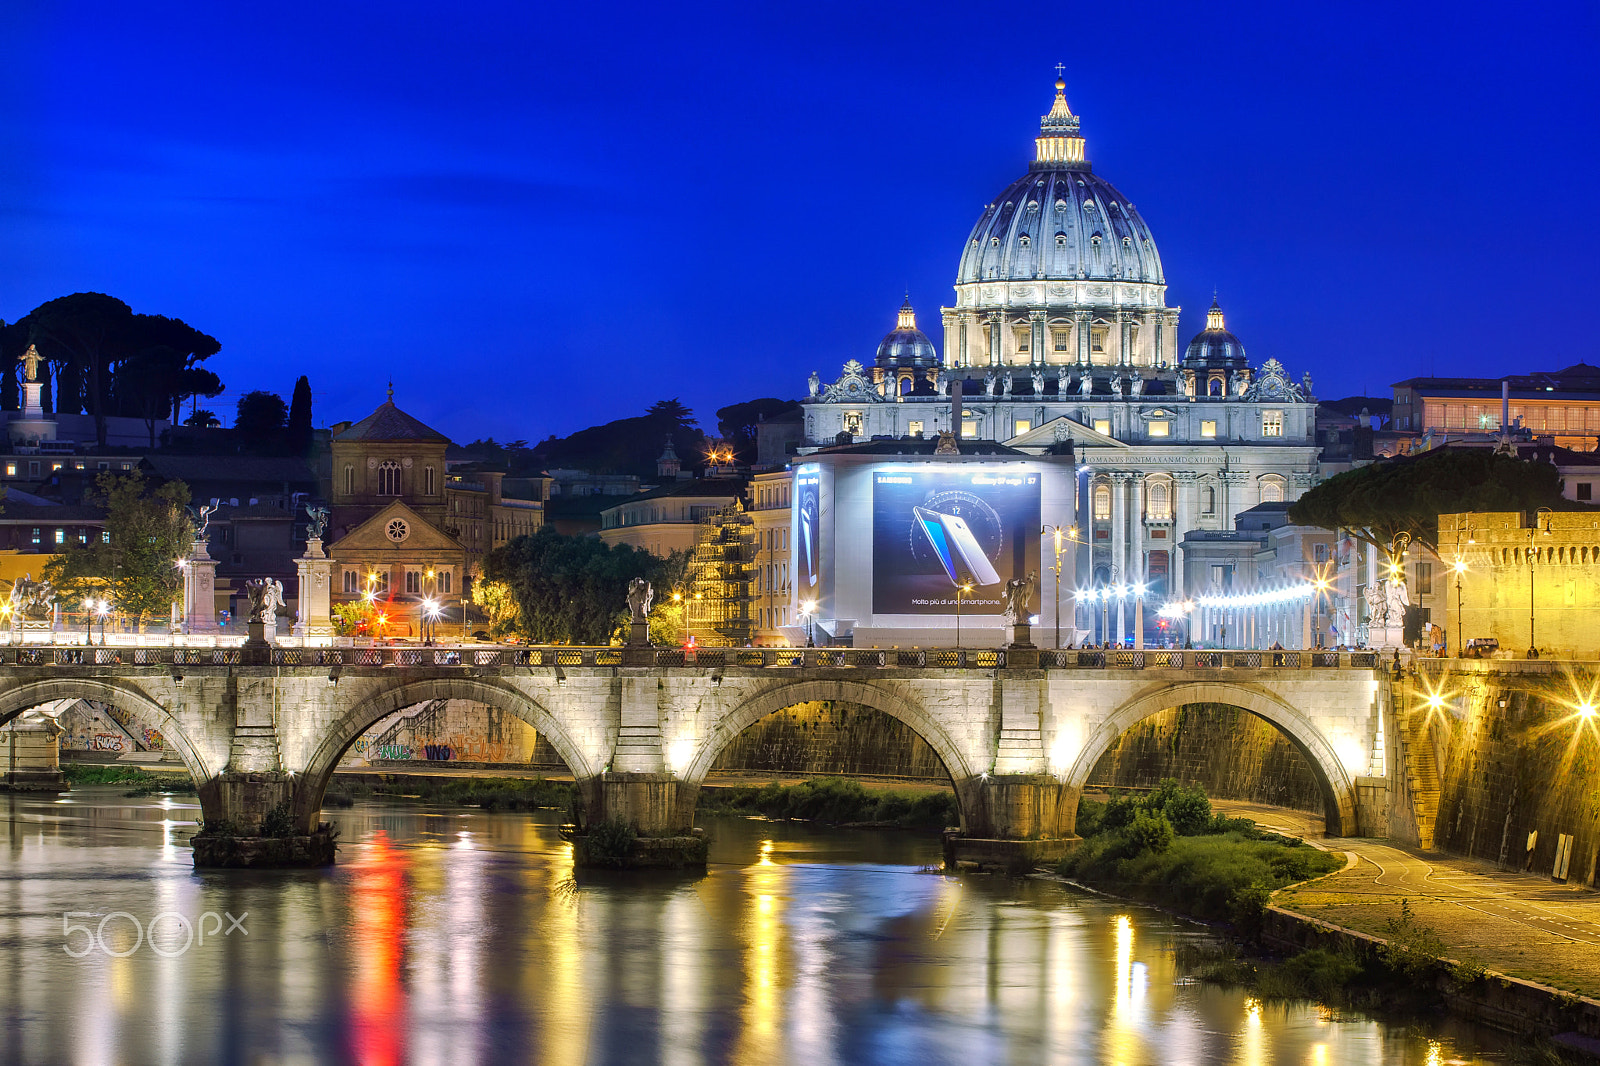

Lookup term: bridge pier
[943,774,1078,873]
[192,772,337,869]
[571,771,707,868]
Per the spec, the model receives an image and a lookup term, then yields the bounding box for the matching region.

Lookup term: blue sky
[2,1,1596,442]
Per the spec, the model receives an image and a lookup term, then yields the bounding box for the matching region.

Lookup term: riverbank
[62,763,195,795]
[1061,783,1600,1059]
[697,777,957,830]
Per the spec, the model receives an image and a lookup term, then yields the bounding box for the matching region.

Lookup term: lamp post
[954,575,974,649]
[1041,524,1083,650]
[799,598,817,647]
[82,597,95,645]
[1528,507,1553,659]
[95,599,110,646]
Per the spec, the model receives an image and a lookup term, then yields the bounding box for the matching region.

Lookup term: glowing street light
[954,577,974,649]
[799,597,818,647]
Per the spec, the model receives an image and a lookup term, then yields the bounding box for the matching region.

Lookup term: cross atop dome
[1036,69,1085,167]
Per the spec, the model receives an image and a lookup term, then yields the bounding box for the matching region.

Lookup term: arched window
[1202,486,1216,515]
[1208,377,1224,397]
[378,461,401,495]
[1259,475,1286,504]
[424,466,436,495]
[1147,479,1170,519]
[343,465,354,496]
[1093,482,1112,520]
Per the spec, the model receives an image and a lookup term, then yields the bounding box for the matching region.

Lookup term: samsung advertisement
[872,466,1041,615]
[795,468,820,593]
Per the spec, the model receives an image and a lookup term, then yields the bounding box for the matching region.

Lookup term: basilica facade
[796,77,1321,643]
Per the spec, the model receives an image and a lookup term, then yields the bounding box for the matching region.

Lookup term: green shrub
[578,818,637,866]
[1379,900,1448,981]
[1117,809,1175,857]
[698,778,958,831]
[1146,779,1213,835]
[261,802,297,838]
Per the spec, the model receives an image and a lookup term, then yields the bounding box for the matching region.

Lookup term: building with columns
[797,76,1321,645]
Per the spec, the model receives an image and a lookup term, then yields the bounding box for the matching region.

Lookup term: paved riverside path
[1215,800,1600,999]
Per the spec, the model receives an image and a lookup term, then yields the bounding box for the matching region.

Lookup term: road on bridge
[1214,799,1600,999]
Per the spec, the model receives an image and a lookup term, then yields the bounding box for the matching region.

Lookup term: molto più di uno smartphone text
[912,507,1001,587]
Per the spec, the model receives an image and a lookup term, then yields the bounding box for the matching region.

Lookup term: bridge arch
[298,676,598,827]
[1065,681,1359,837]
[0,678,212,786]
[679,679,979,832]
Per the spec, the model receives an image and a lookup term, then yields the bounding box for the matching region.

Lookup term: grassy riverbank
[62,763,196,796]
[1058,781,1342,934]
[698,777,957,831]
[325,773,574,810]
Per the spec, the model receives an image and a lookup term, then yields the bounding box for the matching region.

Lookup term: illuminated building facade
[800,77,1321,644]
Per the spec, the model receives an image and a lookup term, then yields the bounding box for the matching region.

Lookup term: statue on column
[1111,376,1124,398]
[934,369,949,397]
[1129,370,1144,396]
[305,504,330,541]
[17,344,43,383]
[984,371,997,397]
[1078,373,1093,396]
[626,577,654,624]
[1031,368,1045,395]
[1002,572,1037,626]
[807,371,821,398]
[1001,372,1012,397]
[186,503,216,540]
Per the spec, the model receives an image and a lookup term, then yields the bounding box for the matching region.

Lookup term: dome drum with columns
[787,74,1323,648]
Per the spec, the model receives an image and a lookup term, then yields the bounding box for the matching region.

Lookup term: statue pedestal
[291,538,335,643]
[626,621,651,648]
[8,380,56,446]
[1007,623,1035,649]
[185,537,220,633]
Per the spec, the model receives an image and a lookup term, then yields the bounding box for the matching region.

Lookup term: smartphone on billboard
[797,479,819,588]
[912,506,1001,587]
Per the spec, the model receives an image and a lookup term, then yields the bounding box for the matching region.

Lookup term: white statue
[1110,376,1123,398]
[626,577,654,623]
[1078,373,1092,396]
[1385,578,1410,625]
[1364,582,1389,628]
[935,369,949,397]
[1002,572,1037,627]
[1302,372,1314,398]
[807,371,821,398]
[1129,370,1143,396]
[1001,372,1012,397]
[245,578,286,626]
[984,371,997,397]
[1031,369,1045,395]
[1233,374,1249,397]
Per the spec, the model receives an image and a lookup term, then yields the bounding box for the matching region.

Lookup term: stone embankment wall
[338,699,556,767]
[1417,667,1600,886]
[709,701,948,780]
[1087,703,1325,813]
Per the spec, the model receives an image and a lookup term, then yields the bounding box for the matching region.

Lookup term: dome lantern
[1034,67,1086,169]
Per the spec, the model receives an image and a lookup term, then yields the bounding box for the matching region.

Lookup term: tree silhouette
[286,375,313,455]
[235,390,288,452]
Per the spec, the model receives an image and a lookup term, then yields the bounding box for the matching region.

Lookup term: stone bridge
[0,644,1388,865]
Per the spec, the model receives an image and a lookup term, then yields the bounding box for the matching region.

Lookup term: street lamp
[954,575,974,649]
[1041,523,1083,650]
[82,597,95,644]
[421,597,440,645]
[799,598,817,647]
[1099,565,1120,647]
[1451,559,1467,658]
[1528,507,1554,659]
[95,599,111,645]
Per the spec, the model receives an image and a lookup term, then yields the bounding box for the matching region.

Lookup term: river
[0,787,1527,1065]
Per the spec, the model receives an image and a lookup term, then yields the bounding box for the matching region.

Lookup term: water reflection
[0,788,1525,1065]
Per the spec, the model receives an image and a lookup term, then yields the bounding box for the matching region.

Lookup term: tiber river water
[0,788,1532,1065]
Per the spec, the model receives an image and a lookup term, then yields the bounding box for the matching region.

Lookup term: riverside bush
[1059,788,1341,930]
[700,778,958,831]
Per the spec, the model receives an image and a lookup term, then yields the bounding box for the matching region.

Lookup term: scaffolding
[685,500,754,646]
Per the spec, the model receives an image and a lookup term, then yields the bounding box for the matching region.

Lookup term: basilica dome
[956,79,1164,287]
[875,297,938,369]
[1182,299,1247,369]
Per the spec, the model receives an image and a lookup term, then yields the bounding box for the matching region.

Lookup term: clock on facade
[386,519,410,543]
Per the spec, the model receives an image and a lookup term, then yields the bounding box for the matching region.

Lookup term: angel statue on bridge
[626,577,654,624]
[1002,571,1037,627]
[245,578,286,626]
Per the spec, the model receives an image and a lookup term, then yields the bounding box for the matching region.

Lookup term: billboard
[872,466,1041,615]
[795,468,821,594]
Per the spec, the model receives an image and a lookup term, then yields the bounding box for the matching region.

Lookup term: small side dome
[875,297,939,369]
[1182,298,1247,369]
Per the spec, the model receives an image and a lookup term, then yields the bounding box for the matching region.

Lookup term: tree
[184,409,221,429]
[471,527,681,644]
[717,397,800,464]
[43,471,191,626]
[1287,449,1572,559]
[286,375,313,455]
[528,399,706,479]
[23,293,135,447]
[235,390,288,452]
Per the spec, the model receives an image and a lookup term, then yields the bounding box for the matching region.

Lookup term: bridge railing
[0,644,1383,671]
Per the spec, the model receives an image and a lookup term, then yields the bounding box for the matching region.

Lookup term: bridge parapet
[0,644,1385,673]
